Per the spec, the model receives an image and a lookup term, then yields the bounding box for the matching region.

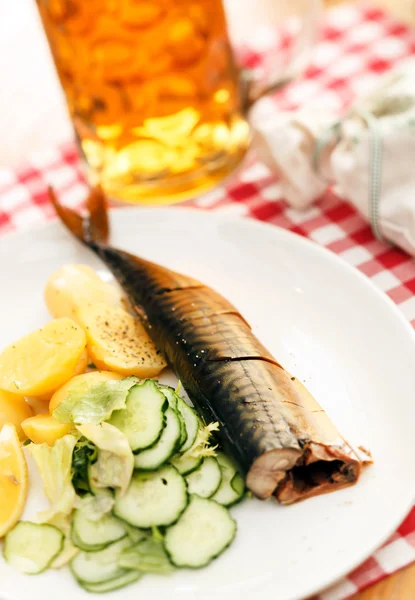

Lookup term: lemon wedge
[0,424,28,537]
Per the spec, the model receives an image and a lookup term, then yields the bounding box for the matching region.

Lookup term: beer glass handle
[240,0,323,111]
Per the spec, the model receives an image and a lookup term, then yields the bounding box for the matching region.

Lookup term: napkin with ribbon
[254,57,415,256]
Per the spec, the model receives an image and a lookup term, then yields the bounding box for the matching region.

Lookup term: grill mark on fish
[152,284,205,296]
[269,399,326,413]
[208,356,283,369]
[237,358,288,442]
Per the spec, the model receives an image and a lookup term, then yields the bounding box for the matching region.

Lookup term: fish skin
[49,187,370,504]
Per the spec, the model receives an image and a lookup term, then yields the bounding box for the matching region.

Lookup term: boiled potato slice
[0,390,33,440]
[44,264,123,322]
[49,370,124,414]
[0,318,87,396]
[74,348,89,376]
[77,303,167,377]
[21,414,73,446]
[26,348,89,415]
[26,348,89,414]
[24,396,50,416]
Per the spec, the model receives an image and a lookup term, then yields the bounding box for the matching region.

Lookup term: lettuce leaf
[48,515,79,569]
[51,536,79,569]
[71,437,98,496]
[185,421,219,459]
[53,377,138,424]
[74,490,115,520]
[76,423,134,496]
[28,434,78,523]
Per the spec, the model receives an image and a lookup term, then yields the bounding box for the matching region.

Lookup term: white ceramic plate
[1,208,415,600]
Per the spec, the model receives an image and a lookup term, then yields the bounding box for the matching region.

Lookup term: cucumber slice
[3,522,64,574]
[108,380,168,452]
[160,387,187,448]
[176,398,198,453]
[164,495,236,568]
[87,487,115,514]
[119,538,174,574]
[134,408,181,470]
[71,526,88,553]
[170,453,202,476]
[211,452,245,507]
[123,523,147,544]
[160,386,178,410]
[114,465,188,528]
[71,505,127,551]
[185,457,222,498]
[71,537,132,584]
[177,410,187,449]
[231,472,245,496]
[80,570,141,593]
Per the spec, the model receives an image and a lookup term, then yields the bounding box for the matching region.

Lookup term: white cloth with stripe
[253,58,415,256]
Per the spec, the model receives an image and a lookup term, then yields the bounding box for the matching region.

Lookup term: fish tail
[48,185,109,245]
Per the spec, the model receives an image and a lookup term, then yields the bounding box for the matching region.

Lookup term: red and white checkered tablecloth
[1,3,415,598]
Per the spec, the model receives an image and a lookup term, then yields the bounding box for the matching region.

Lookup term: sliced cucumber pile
[71,537,132,584]
[3,522,64,574]
[108,380,167,451]
[170,452,202,475]
[185,457,222,498]
[159,385,178,410]
[71,500,127,551]
[176,397,199,452]
[114,465,188,528]
[164,495,237,568]
[160,386,187,448]
[211,452,246,507]
[4,377,246,594]
[81,570,141,594]
[119,537,174,574]
[134,408,181,471]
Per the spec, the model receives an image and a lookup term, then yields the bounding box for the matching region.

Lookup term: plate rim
[1,206,415,599]
[3,205,414,342]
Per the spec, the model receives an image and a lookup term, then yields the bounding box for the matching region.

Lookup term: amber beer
[36,0,250,204]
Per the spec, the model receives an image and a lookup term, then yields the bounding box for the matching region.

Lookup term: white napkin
[253,59,415,256]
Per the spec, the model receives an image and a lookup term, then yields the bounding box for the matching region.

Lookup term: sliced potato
[25,346,88,415]
[49,370,124,414]
[77,303,166,377]
[0,390,33,440]
[25,396,50,416]
[0,318,87,396]
[21,414,73,445]
[74,349,89,376]
[44,264,123,322]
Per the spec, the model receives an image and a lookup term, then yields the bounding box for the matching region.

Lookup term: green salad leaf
[29,434,78,523]
[75,490,115,520]
[71,437,98,496]
[76,422,134,496]
[180,421,219,461]
[48,515,79,568]
[53,377,138,424]
[191,421,219,458]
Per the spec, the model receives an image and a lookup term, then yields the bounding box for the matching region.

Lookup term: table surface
[330,3,415,597]
[1,0,415,598]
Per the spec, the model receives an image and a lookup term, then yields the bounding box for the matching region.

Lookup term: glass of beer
[36,0,321,205]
